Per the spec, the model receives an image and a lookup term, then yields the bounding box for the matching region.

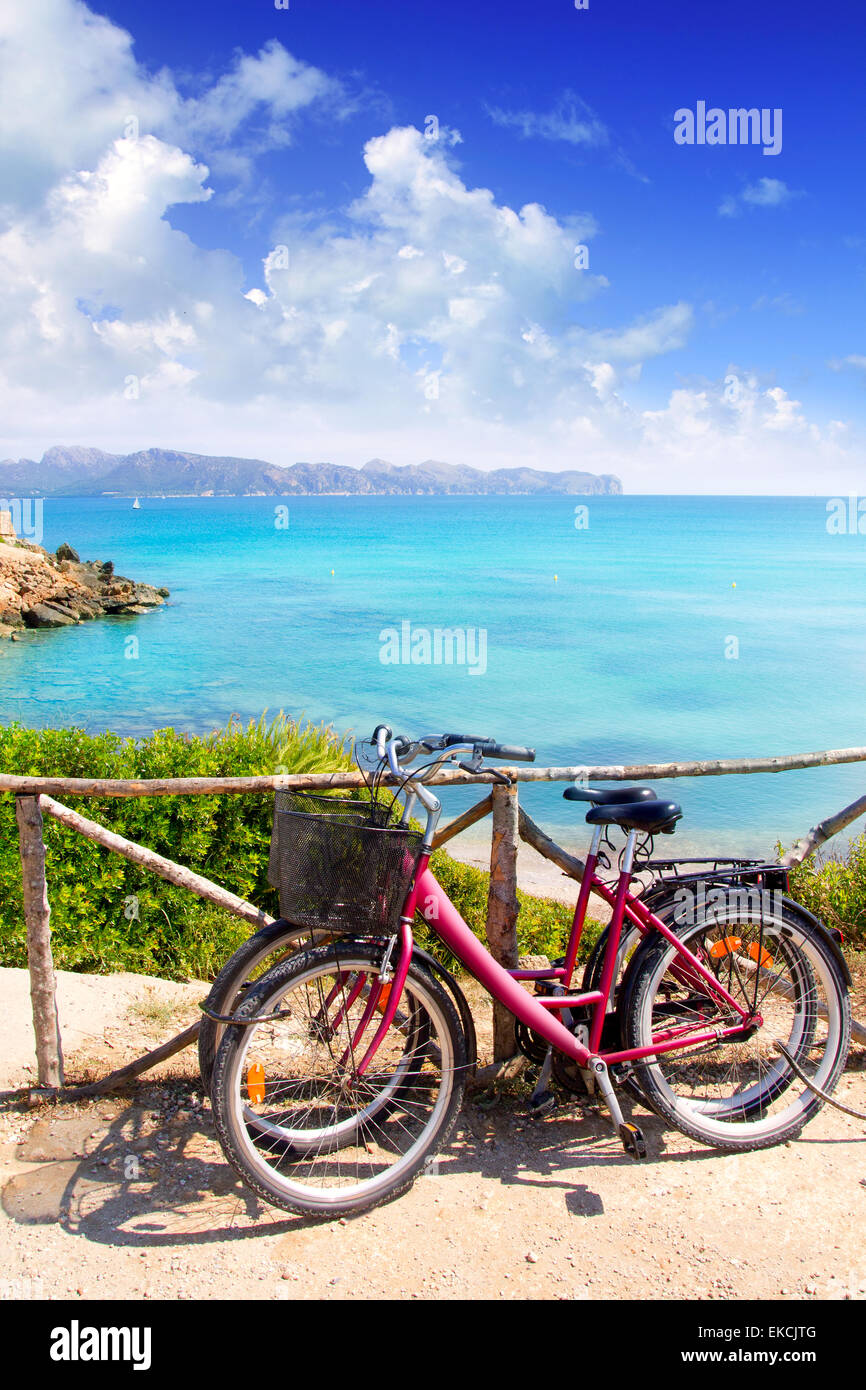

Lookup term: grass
[128,991,182,1031]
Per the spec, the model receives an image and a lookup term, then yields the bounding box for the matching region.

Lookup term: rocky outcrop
[0,537,169,639]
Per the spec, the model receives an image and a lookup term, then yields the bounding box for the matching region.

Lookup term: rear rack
[645,857,789,892]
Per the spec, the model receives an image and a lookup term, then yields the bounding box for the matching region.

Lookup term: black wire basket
[267,790,424,933]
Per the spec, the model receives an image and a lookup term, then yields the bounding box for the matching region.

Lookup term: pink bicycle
[210,726,851,1217]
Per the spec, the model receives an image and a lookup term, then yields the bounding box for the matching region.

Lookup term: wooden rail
[3,741,866,800]
[6,741,866,1088]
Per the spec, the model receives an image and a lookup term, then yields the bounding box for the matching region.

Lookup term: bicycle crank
[590,1057,648,1160]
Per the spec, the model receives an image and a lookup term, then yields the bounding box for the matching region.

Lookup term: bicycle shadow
[438,1053,866,1207]
[437,1088,780,1204]
[0,1081,330,1247]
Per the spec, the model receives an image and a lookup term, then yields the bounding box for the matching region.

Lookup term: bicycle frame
[356,826,755,1079]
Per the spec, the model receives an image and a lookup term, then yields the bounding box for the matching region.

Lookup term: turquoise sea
[2,494,866,861]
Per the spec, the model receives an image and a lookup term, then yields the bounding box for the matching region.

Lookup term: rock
[0,537,168,642]
[68,564,104,591]
[55,543,80,563]
[22,604,76,628]
[132,584,165,606]
[2,1161,83,1224]
[41,601,81,622]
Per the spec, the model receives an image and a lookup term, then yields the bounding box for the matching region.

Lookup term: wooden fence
[4,741,866,1093]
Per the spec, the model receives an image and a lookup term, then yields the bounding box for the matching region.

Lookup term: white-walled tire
[211,942,467,1217]
[621,906,850,1150]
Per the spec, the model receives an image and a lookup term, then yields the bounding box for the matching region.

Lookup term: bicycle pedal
[528,1089,557,1116]
[618,1121,647,1159]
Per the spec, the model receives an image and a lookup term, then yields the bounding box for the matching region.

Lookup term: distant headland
[0,446,623,498]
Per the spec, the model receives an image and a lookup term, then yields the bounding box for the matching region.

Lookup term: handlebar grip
[372,724,392,757]
[482,742,536,762]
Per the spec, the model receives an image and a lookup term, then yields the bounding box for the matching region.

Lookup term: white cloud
[743,179,796,207]
[829,354,866,373]
[487,93,609,148]
[630,377,853,491]
[580,303,693,362]
[719,178,800,217]
[751,293,803,315]
[0,0,860,494]
[0,1,344,208]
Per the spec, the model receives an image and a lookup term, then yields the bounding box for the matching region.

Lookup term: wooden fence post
[487,782,520,1061]
[15,794,63,1088]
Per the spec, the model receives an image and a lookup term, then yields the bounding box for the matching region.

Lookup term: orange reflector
[247,1062,266,1104]
[747,942,774,970]
[709,935,742,959]
[375,983,393,1014]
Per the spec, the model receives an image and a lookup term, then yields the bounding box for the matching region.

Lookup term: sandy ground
[2,961,866,1304]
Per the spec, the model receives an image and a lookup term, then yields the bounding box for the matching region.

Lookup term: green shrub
[0,715,350,977]
[0,718,584,980]
[785,831,866,947]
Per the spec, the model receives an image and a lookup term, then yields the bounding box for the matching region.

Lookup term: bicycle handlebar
[476,741,536,763]
[369,724,535,845]
[411,732,536,761]
[370,725,535,789]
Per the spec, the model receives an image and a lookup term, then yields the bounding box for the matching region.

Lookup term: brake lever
[457,759,513,787]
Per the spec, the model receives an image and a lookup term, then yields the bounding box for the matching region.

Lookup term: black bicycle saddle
[585,800,683,834]
[563,786,657,806]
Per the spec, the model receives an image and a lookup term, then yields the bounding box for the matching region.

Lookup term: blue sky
[0,0,863,490]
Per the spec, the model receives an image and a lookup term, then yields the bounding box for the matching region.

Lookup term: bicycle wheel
[199,924,477,1094]
[583,888,822,1108]
[620,901,851,1150]
[198,921,330,1093]
[211,942,467,1217]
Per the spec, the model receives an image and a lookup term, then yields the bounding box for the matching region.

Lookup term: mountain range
[0,446,622,497]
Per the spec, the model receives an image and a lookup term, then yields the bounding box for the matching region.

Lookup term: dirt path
[1,967,865,1302]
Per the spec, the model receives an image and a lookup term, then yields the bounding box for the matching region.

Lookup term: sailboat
[132,497,141,509]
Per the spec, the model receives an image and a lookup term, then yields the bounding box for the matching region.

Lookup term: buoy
[331,569,335,576]
[554,574,558,583]
[732,582,736,588]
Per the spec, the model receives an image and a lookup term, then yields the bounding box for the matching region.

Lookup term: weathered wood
[61,1021,201,1099]
[38,795,274,930]
[15,795,63,1088]
[487,783,521,1062]
[780,792,866,868]
[3,741,866,797]
[431,794,493,850]
[0,771,364,798]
